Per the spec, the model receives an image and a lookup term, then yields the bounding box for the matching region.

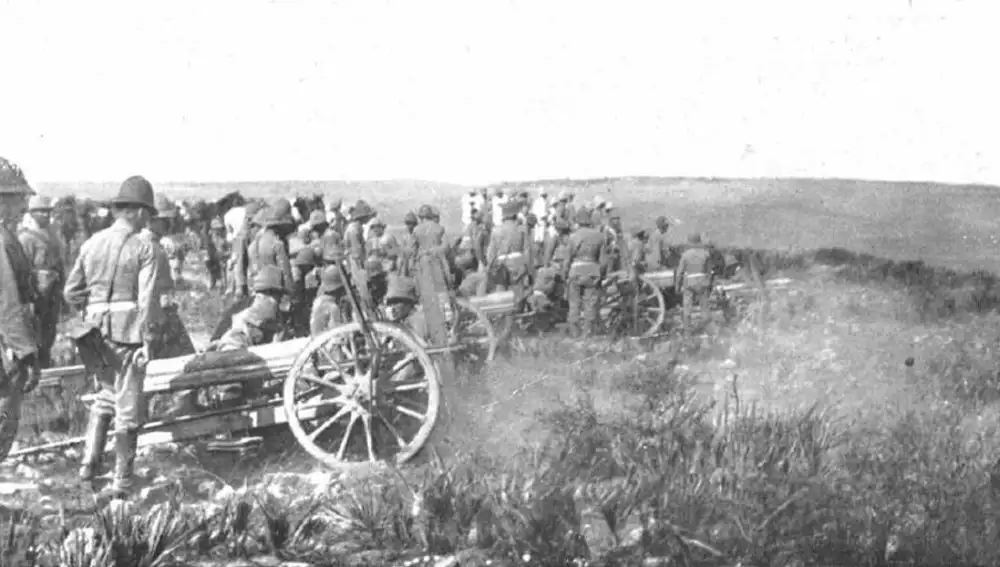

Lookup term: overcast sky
[1,0,996,185]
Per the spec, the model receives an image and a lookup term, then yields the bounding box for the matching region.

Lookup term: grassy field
[6,176,1000,566]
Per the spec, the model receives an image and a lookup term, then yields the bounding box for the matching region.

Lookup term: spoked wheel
[597,274,667,338]
[283,322,441,467]
[447,298,498,367]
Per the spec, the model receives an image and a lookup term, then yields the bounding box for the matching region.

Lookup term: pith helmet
[352,200,377,222]
[385,275,418,304]
[574,208,593,226]
[319,265,344,293]
[403,211,418,225]
[0,157,34,196]
[27,195,54,211]
[111,176,157,211]
[253,265,287,294]
[266,198,296,228]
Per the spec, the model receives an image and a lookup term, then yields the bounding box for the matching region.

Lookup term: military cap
[403,211,418,225]
[385,275,418,304]
[252,265,287,294]
[319,265,345,293]
[417,204,434,219]
[265,199,296,227]
[27,195,54,211]
[0,157,34,196]
[111,176,157,211]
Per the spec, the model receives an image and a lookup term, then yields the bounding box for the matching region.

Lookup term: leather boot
[98,429,139,502]
[78,411,111,483]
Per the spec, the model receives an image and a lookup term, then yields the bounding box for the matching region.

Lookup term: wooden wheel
[448,298,498,366]
[282,321,441,467]
[597,274,667,337]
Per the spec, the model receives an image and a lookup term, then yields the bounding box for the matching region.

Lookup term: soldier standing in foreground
[674,232,720,334]
[486,200,533,298]
[0,157,42,461]
[19,195,64,369]
[564,208,607,338]
[64,175,163,501]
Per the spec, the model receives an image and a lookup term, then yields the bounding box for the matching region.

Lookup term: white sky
[1,0,997,186]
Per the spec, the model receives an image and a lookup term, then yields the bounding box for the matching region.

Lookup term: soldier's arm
[136,240,163,343]
[0,242,37,358]
[233,233,248,290]
[17,232,42,269]
[275,238,295,295]
[474,231,487,266]
[63,244,89,307]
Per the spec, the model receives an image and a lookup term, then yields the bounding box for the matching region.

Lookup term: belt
[497,252,523,261]
[86,300,138,316]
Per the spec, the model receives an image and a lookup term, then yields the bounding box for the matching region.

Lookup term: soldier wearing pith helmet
[19,194,64,370]
[64,175,164,502]
[0,157,42,463]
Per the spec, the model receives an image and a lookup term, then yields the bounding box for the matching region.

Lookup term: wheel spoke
[375,409,409,448]
[299,373,345,393]
[308,404,351,442]
[387,379,428,393]
[362,413,376,462]
[384,353,418,380]
[337,412,359,460]
[394,402,427,422]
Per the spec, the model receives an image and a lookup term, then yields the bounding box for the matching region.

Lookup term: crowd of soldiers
[0,156,724,505]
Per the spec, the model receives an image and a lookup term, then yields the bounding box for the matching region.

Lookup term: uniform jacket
[231,224,259,292]
[647,230,674,269]
[486,220,532,270]
[64,218,163,345]
[247,228,294,294]
[310,293,348,336]
[676,245,718,291]
[0,225,38,357]
[18,218,64,296]
[565,226,606,279]
[344,221,366,263]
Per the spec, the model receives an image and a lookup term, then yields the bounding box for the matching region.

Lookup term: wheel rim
[283,322,440,467]
[449,298,497,366]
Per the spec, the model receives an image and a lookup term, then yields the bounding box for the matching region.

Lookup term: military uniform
[0,157,41,438]
[395,211,419,276]
[675,233,719,332]
[486,201,533,294]
[230,201,267,296]
[413,205,451,292]
[18,196,63,368]
[157,201,188,286]
[247,199,296,297]
[208,218,229,290]
[564,209,606,337]
[647,216,676,270]
[310,265,351,335]
[63,175,164,499]
[454,214,487,273]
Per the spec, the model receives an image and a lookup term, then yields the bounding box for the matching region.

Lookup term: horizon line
[32,174,1000,190]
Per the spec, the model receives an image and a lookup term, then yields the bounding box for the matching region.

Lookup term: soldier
[630,230,650,273]
[230,201,267,299]
[344,201,376,265]
[248,199,296,296]
[209,265,288,405]
[207,217,229,291]
[413,204,450,291]
[674,233,720,333]
[486,200,533,296]
[156,198,188,287]
[0,157,42,426]
[454,210,487,274]
[64,175,163,501]
[19,195,63,369]
[396,211,419,276]
[541,218,572,269]
[306,210,328,254]
[290,246,319,338]
[383,274,427,338]
[564,208,606,337]
[647,216,676,270]
[310,265,351,335]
